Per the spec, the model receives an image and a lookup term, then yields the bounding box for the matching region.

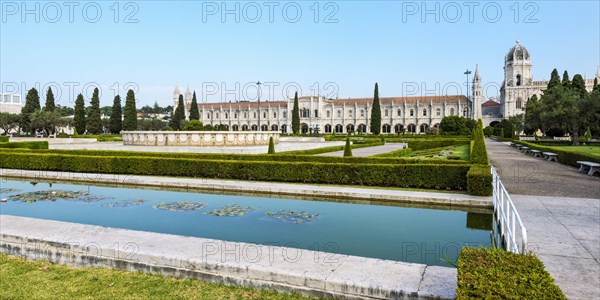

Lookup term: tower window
[516,98,523,109]
[516,75,522,86]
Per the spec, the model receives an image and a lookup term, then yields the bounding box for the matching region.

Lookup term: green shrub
[279,141,385,156]
[373,148,412,158]
[467,165,492,196]
[512,140,600,166]
[470,120,489,165]
[0,136,9,142]
[161,126,174,131]
[343,137,352,157]
[267,137,275,155]
[457,247,566,300]
[407,139,471,150]
[0,152,471,190]
[0,141,48,149]
[183,120,203,131]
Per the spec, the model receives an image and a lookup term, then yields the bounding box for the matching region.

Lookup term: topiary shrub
[470,119,489,165]
[343,136,352,157]
[467,165,492,196]
[457,247,566,299]
[267,137,275,154]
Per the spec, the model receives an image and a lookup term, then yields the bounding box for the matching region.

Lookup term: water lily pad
[8,190,111,203]
[205,204,254,217]
[102,198,147,208]
[0,188,19,194]
[265,210,319,224]
[154,201,207,211]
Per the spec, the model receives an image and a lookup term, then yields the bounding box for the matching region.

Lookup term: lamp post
[257,81,261,131]
[464,69,472,118]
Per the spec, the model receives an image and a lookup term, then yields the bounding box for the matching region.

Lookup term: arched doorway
[394,124,404,133]
[407,124,416,133]
[251,124,258,131]
[335,124,343,133]
[232,124,239,131]
[357,124,367,133]
[346,124,355,133]
[261,124,268,131]
[241,124,249,131]
[281,125,287,134]
[382,124,391,133]
[301,123,309,134]
[324,124,332,133]
[271,124,278,131]
[420,123,429,133]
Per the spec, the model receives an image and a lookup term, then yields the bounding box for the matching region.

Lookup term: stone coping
[121,131,280,146]
[0,215,457,299]
[0,169,493,208]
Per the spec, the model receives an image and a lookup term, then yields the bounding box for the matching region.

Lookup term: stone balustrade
[121,131,279,146]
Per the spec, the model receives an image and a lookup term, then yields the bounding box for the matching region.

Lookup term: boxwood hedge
[457,247,565,299]
[467,166,492,196]
[0,136,9,142]
[512,140,600,167]
[0,141,49,149]
[0,152,471,190]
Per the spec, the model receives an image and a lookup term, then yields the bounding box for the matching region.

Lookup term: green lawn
[551,146,600,157]
[0,254,312,300]
[406,144,471,161]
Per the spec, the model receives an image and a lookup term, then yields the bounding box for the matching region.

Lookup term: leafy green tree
[540,85,581,145]
[20,88,41,134]
[73,93,86,134]
[182,120,203,131]
[56,105,74,116]
[267,136,275,154]
[86,88,102,134]
[153,101,161,114]
[579,88,600,137]
[43,87,55,112]
[189,91,200,120]
[138,118,165,131]
[439,115,471,135]
[30,110,64,135]
[483,126,493,137]
[571,74,588,99]
[0,113,20,134]
[370,83,381,134]
[123,89,138,131]
[547,68,561,89]
[561,70,570,88]
[203,124,215,131]
[507,114,524,135]
[524,94,541,135]
[170,95,185,130]
[109,95,123,134]
[291,91,300,135]
[343,136,352,157]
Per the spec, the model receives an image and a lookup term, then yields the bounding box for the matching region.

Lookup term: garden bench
[530,150,542,157]
[576,161,600,176]
[519,146,530,153]
[542,152,558,162]
[509,142,516,147]
[35,132,44,138]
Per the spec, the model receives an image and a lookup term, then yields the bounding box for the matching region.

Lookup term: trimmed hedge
[0,141,49,149]
[373,148,413,158]
[279,141,384,156]
[467,166,492,196]
[457,247,565,299]
[0,147,469,165]
[407,139,471,151]
[0,136,9,142]
[0,152,470,190]
[512,140,600,167]
[470,120,489,165]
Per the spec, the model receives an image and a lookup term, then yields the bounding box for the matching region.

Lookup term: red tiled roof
[482,100,500,107]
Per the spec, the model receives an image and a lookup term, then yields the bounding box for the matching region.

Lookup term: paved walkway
[486,139,600,299]
[319,142,407,157]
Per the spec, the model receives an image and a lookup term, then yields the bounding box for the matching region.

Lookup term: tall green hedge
[470,119,489,165]
[0,152,471,190]
[0,136,9,142]
[0,141,48,149]
[457,247,565,299]
[467,166,492,196]
[512,140,600,166]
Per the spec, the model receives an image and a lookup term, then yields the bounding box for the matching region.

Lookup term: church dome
[506,40,530,62]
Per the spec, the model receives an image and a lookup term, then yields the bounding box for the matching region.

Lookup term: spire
[473,64,480,82]
[174,82,180,93]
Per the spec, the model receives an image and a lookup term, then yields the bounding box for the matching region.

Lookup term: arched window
[348,110,353,117]
[516,98,523,109]
[216,113,219,119]
[324,124,332,133]
[314,109,318,117]
[253,112,257,118]
[422,109,427,116]
[384,109,388,117]
[234,113,238,118]
[207,113,211,119]
[361,110,365,117]
[243,112,247,118]
[335,124,343,133]
[410,109,414,117]
[516,75,522,86]
[397,109,401,116]
[420,124,429,133]
[273,112,277,118]
[225,113,228,119]
[337,110,341,117]
[382,124,391,133]
[251,124,258,131]
[436,108,441,116]
[263,112,267,118]
[271,124,278,131]
[326,110,330,118]
[407,124,416,133]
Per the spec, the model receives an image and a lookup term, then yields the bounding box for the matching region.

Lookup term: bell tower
[472,64,484,120]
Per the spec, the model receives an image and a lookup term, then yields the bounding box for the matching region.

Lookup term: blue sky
[1,1,599,107]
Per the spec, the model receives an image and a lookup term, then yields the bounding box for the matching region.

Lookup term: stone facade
[174,94,469,134]
[0,93,22,114]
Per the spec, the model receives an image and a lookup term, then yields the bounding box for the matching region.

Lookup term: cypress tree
[189,91,200,120]
[21,87,41,134]
[370,83,382,134]
[593,78,599,92]
[123,89,138,130]
[291,91,300,135]
[170,94,185,130]
[109,95,123,133]
[571,74,588,99]
[343,136,352,157]
[267,136,275,154]
[44,87,55,112]
[73,93,86,134]
[547,69,561,89]
[86,87,102,134]
[562,70,571,88]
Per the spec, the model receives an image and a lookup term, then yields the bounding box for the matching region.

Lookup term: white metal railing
[491,166,528,254]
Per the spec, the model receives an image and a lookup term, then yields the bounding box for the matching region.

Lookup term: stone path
[319,142,407,157]
[486,139,600,299]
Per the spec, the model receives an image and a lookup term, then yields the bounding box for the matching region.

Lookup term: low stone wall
[121,131,279,146]
[0,215,457,299]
